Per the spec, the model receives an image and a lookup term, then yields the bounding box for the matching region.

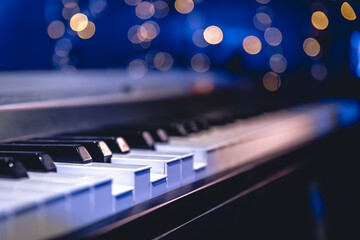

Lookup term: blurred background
[0,0,359,100]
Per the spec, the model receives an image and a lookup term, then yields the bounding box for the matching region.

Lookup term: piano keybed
[0,98,357,240]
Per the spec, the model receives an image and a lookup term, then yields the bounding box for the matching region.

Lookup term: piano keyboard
[0,100,357,240]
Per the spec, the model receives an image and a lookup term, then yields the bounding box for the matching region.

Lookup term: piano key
[73,129,155,150]
[111,155,181,190]
[157,103,339,178]
[161,122,188,136]
[182,120,200,133]
[105,125,169,143]
[54,162,151,204]
[0,186,68,240]
[0,151,56,172]
[0,199,39,240]
[57,136,130,154]
[129,150,195,185]
[150,173,167,197]
[112,184,134,212]
[0,178,82,236]
[21,139,112,163]
[0,144,92,164]
[27,172,113,220]
[0,157,28,179]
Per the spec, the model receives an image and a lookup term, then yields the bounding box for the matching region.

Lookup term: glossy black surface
[0,144,92,164]
[0,151,56,172]
[21,139,112,163]
[0,157,28,179]
[56,135,130,154]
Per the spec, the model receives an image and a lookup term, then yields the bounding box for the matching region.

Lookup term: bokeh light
[128,25,142,44]
[154,52,174,71]
[341,2,356,21]
[124,0,141,6]
[127,59,147,79]
[256,0,271,4]
[269,54,287,73]
[303,38,321,57]
[192,79,215,95]
[62,2,80,20]
[138,21,160,42]
[263,72,281,92]
[70,13,88,32]
[311,62,327,80]
[264,27,282,46]
[89,0,107,17]
[135,2,155,20]
[192,29,209,48]
[243,36,262,55]
[311,11,329,30]
[203,26,223,45]
[47,20,65,39]
[191,53,210,72]
[153,1,169,18]
[55,38,72,57]
[174,0,194,14]
[253,12,272,31]
[77,21,96,39]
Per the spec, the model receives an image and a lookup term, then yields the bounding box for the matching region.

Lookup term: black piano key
[0,144,92,164]
[193,118,209,130]
[108,125,169,143]
[182,120,200,133]
[201,111,234,126]
[21,139,112,163]
[100,124,169,142]
[0,157,28,179]
[71,130,155,150]
[0,151,56,172]
[160,122,188,136]
[153,128,169,142]
[56,136,130,154]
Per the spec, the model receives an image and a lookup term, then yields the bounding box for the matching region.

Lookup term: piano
[1,0,360,239]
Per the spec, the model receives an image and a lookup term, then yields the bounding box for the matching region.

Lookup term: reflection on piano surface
[1,0,360,239]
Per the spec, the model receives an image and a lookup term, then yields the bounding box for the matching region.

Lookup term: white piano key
[28,172,113,221]
[129,150,195,185]
[111,155,181,191]
[150,173,167,197]
[54,162,151,204]
[0,188,67,240]
[0,179,75,237]
[0,200,39,240]
[0,210,8,240]
[112,184,133,212]
[156,103,339,179]
[23,173,99,228]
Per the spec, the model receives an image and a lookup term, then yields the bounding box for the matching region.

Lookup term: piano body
[0,0,360,239]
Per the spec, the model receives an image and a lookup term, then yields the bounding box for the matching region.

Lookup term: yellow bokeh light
[311,11,329,30]
[174,0,194,14]
[203,26,223,45]
[303,38,321,57]
[138,21,160,42]
[341,2,356,21]
[70,13,88,32]
[47,20,65,39]
[243,36,262,55]
[263,72,281,92]
[77,21,96,39]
